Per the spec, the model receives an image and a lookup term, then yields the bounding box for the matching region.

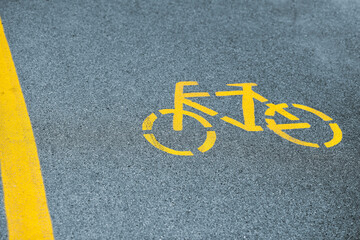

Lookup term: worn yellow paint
[265,119,319,148]
[143,134,194,156]
[291,104,342,147]
[143,108,216,155]
[143,81,343,155]
[142,113,157,130]
[198,131,216,153]
[221,116,246,130]
[292,104,333,121]
[173,81,217,131]
[324,123,342,148]
[0,18,54,240]
[216,83,268,131]
[159,109,212,128]
[265,103,299,120]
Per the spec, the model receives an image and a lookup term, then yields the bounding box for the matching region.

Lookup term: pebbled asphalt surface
[0,0,359,239]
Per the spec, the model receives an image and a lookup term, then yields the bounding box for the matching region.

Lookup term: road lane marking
[0,18,55,240]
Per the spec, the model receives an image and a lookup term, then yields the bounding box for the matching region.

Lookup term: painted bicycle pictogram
[142,81,342,156]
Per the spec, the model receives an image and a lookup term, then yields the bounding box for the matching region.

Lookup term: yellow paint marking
[292,104,333,121]
[221,116,263,131]
[198,131,216,153]
[173,81,197,131]
[173,81,217,131]
[324,123,342,148]
[0,18,54,239]
[143,108,217,155]
[183,92,210,98]
[268,122,311,130]
[143,82,343,154]
[142,113,157,130]
[215,90,243,96]
[266,119,319,148]
[182,99,218,116]
[143,134,194,156]
[215,83,268,131]
[265,103,299,120]
[159,109,213,128]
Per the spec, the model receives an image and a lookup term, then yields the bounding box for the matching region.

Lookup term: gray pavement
[0,0,359,239]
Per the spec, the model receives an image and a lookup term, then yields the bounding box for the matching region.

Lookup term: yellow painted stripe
[143,134,194,156]
[0,18,55,240]
[198,131,216,153]
[292,104,333,121]
[142,113,157,131]
[324,123,342,148]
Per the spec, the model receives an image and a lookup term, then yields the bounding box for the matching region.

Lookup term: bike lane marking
[143,82,343,155]
[0,18,54,239]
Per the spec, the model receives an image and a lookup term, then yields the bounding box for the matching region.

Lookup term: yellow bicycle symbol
[142,81,342,156]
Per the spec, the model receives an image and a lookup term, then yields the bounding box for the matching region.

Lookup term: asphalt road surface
[0,0,359,239]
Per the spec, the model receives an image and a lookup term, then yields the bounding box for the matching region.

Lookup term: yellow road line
[0,18,55,240]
